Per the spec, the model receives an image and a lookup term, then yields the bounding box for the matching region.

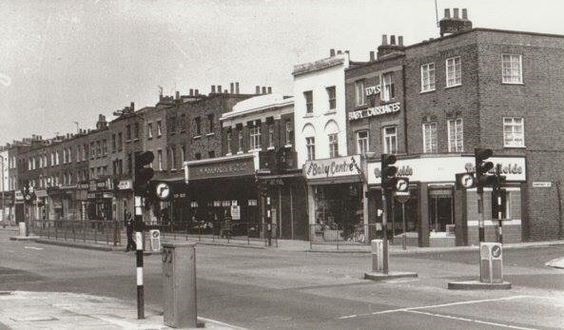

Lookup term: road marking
[24,246,43,250]
[338,295,528,319]
[406,310,538,330]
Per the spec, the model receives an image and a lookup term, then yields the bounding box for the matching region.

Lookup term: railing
[31,219,122,246]
[158,221,278,247]
[309,223,390,250]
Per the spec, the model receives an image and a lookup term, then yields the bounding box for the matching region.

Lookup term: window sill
[303,113,315,119]
[284,144,292,148]
[324,111,337,116]
[501,82,524,85]
[236,151,244,155]
[420,89,436,94]
[503,145,526,149]
[249,148,262,153]
[206,132,215,137]
[193,135,202,140]
[445,84,462,89]
[267,146,275,151]
[226,153,232,156]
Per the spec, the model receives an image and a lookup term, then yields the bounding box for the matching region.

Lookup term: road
[1,231,563,329]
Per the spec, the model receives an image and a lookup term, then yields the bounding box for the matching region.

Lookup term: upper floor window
[134,122,140,139]
[117,133,123,151]
[170,147,177,170]
[126,124,132,141]
[446,56,462,87]
[112,134,117,152]
[180,114,186,132]
[328,133,339,158]
[355,80,365,106]
[226,130,232,154]
[356,130,369,155]
[147,123,153,139]
[268,124,274,148]
[421,63,436,92]
[304,91,313,114]
[422,122,438,153]
[157,150,163,171]
[208,151,215,159]
[208,114,214,133]
[326,86,336,111]
[249,125,261,150]
[156,120,162,137]
[238,128,243,152]
[102,140,108,155]
[502,54,522,84]
[170,117,177,134]
[195,152,202,160]
[503,117,525,148]
[382,126,398,154]
[285,120,293,145]
[194,117,201,136]
[381,73,394,102]
[306,137,315,161]
[447,118,464,152]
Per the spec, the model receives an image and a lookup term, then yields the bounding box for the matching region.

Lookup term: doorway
[428,188,454,233]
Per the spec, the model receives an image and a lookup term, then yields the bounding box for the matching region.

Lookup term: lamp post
[1,156,5,227]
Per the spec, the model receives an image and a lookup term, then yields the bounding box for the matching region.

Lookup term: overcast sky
[1,0,564,145]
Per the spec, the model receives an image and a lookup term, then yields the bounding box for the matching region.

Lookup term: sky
[1,0,564,145]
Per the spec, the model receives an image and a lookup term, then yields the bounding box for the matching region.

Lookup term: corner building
[346,9,564,246]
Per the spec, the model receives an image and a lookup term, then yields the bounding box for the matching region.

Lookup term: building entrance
[428,189,454,233]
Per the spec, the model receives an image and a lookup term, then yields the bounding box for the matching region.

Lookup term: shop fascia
[348,102,400,121]
[303,155,362,180]
[367,155,526,185]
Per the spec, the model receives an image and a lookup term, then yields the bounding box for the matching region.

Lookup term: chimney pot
[189,88,193,96]
[398,36,404,46]
[330,49,335,57]
[195,89,199,96]
[175,91,180,100]
[382,34,388,45]
[267,86,272,94]
[130,102,134,110]
[453,8,459,19]
[369,51,375,61]
[235,82,240,94]
[217,85,222,94]
[390,35,396,45]
[230,82,234,94]
[444,8,451,18]
[211,85,216,93]
[256,85,260,94]
[462,8,468,19]
[262,86,267,94]
[337,50,342,55]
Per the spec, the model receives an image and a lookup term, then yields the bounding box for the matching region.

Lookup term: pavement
[0,291,241,330]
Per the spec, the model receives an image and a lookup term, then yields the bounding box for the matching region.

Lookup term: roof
[221,94,294,121]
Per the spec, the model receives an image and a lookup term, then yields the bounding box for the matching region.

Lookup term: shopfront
[87,179,113,221]
[367,155,527,247]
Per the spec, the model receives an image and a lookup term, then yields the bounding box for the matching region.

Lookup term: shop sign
[15,191,24,201]
[368,156,526,185]
[365,85,381,96]
[77,183,89,190]
[97,181,107,189]
[173,193,187,198]
[87,193,96,199]
[187,156,255,180]
[89,181,97,191]
[348,102,400,121]
[118,180,132,190]
[264,178,285,186]
[35,189,48,198]
[532,181,552,188]
[304,155,361,180]
[230,205,241,220]
[102,192,113,199]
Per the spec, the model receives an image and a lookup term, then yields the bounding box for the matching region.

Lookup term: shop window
[422,122,438,153]
[446,56,462,87]
[328,133,339,158]
[447,118,464,152]
[502,54,522,84]
[503,117,524,148]
[382,126,397,154]
[355,80,365,106]
[306,137,315,161]
[421,63,436,92]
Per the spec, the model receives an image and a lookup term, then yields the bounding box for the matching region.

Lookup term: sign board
[304,155,361,180]
[118,180,132,190]
[230,205,241,220]
[532,181,552,188]
[368,156,526,185]
[348,102,400,121]
[102,192,113,199]
[365,85,381,96]
[14,191,24,201]
[186,155,256,181]
[394,191,410,203]
[35,189,48,198]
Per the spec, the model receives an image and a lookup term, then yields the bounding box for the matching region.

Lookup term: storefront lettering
[189,158,255,180]
[365,85,381,96]
[373,165,414,178]
[464,162,523,175]
[305,156,360,179]
[348,102,400,121]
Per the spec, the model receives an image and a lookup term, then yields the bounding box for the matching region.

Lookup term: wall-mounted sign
[35,190,48,198]
[186,156,256,181]
[365,85,381,96]
[118,180,132,190]
[231,205,241,220]
[532,181,552,188]
[367,156,526,185]
[304,155,361,180]
[348,102,400,121]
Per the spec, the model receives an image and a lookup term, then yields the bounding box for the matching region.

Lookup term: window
[208,151,215,158]
[134,122,139,139]
[447,118,464,152]
[326,86,336,110]
[102,140,107,155]
[421,63,436,92]
[422,122,438,153]
[268,125,274,148]
[356,130,369,154]
[446,56,462,87]
[157,150,163,171]
[83,144,88,160]
[112,134,116,152]
[180,114,186,132]
[56,150,60,164]
[208,114,214,133]
[502,54,522,84]
[285,120,293,145]
[304,91,313,114]
[170,147,176,170]
[226,130,232,154]
[96,141,101,157]
[180,145,186,164]
[327,133,338,158]
[195,153,202,160]
[238,128,243,152]
[250,125,261,150]
[383,127,398,154]
[355,80,366,106]
[147,123,153,139]
[156,120,162,137]
[306,137,315,161]
[126,124,131,141]
[117,133,123,151]
[503,117,525,147]
[381,72,394,102]
[194,117,201,136]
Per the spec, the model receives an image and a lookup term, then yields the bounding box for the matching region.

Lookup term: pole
[477,186,485,242]
[382,191,389,275]
[402,202,407,250]
[1,157,5,227]
[134,195,144,319]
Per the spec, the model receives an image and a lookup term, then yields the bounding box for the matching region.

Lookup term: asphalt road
[1,231,563,329]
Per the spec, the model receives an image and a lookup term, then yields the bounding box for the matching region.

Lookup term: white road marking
[406,310,538,330]
[24,246,43,250]
[338,295,528,319]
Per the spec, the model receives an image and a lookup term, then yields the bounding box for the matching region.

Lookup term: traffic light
[134,151,155,196]
[381,154,398,191]
[474,148,494,191]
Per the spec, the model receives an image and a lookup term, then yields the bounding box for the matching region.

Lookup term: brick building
[345,8,564,246]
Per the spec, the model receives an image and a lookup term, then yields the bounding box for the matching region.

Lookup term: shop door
[428,190,453,232]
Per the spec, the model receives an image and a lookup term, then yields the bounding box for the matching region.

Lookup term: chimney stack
[440,7,472,36]
[256,85,260,94]
[195,89,199,96]
[369,51,375,61]
[398,36,404,46]
[189,88,194,96]
[211,85,216,93]
[462,8,468,19]
[382,34,388,45]
[390,35,396,45]
[330,49,335,57]
[130,102,134,111]
[262,86,267,94]
[444,8,451,18]
[217,85,222,94]
[267,86,272,94]
[453,8,459,19]
[235,82,240,94]
[230,82,234,94]
[377,34,405,59]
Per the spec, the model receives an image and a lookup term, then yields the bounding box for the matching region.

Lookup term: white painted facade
[292,53,350,167]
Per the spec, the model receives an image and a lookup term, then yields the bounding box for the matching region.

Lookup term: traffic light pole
[382,191,389,275]
[134,195,145,319]
[477,186,485,242]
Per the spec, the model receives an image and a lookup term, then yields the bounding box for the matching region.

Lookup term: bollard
[18,222,26,237]
[162,242,197,328]
[371,239,385,272]
[479,242,504,284]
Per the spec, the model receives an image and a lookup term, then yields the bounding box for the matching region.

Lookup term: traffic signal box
[381,154,409,193]
[134,151,155,196]
[474,148,494,193]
